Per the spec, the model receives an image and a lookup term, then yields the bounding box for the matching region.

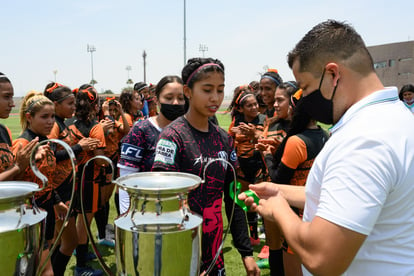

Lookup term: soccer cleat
[97,238,115,248]
[258,245,269,259]
[74,266,104,276]
[256,258,269,269]
[73,250,97,261]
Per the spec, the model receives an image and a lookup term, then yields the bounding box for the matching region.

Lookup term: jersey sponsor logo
[120,143,144,163]
[154,139,176,165]
[230,149,237,162]
[193,151,231,170]
[217,151,229,169]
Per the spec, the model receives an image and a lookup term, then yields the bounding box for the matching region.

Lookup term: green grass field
[1,112,272,276]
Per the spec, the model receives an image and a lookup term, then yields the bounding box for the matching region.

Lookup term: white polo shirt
[303,87,414,275]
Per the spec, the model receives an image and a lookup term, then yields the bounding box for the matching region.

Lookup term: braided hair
[181,57,225,89]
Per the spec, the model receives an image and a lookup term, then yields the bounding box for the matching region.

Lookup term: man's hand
[238,182,285,223]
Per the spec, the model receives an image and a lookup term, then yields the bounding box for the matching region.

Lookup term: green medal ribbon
[229,181,260,211]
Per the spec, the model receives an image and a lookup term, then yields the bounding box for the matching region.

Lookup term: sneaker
[73,250,97,261]
[74,266,103,276]
[250,237,260,246]
[98,238,115,248]
[256,258,269,269]
[258,245,269,259]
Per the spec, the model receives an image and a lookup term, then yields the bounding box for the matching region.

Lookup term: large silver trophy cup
[0,139,76,276]
[113,171,203,276]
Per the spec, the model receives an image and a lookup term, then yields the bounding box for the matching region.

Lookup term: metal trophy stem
[79,155,115,275]
[33,139,77,276]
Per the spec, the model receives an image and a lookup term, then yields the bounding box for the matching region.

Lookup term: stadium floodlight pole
[53,70,58,82]
[126,65,132,85]
[87,44,96,86]
[183,0,186,65]
[126,65,131,79]
[199,44,208,58]
[142,50,147,83]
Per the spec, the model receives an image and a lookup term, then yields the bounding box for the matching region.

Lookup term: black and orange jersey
[271,127,329,186]
[103,119,123,160]
[66,117,106,166]
[261,118,290,147]
[12,129,56,202]
[229,113,266,159]
[0,124,13,173]
[229,114,267,182]
[48,116,82,191]
[66,117,106,213]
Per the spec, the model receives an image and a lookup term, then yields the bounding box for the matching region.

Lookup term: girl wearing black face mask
[117,75,186,214]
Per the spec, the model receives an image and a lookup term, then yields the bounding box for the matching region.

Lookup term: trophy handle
[31,139,77,276]
[33,139,77,276]
[80,155,115,276]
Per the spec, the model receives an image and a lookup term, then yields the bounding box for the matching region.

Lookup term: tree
[101,89,114,94]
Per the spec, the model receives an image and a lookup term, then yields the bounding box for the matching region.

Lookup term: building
[368,41,414,90]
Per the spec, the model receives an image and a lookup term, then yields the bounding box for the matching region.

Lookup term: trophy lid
[115,171,201,195]
[0,181,39,204]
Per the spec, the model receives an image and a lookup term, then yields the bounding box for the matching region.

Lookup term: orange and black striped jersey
[229,114,266,159]
[0,124,13,174]
[12,129,56,201]
[270,127,328,186]
[48,116,82,190]
[66,118,106,167]
[261,118,290,147]
[103,119,123,160]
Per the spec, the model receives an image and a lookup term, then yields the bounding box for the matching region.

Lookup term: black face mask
[302,69,338,124]
[160,103,186,121]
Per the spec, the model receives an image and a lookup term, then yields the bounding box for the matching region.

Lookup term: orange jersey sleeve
[124,113,134,127]
[281,135,307,170]
[90,123,106,149]
[12,137,56,195]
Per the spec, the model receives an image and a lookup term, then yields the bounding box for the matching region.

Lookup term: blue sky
[2,0,414,97]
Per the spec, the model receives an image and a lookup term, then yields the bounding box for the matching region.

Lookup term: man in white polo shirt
[240,20,414,275]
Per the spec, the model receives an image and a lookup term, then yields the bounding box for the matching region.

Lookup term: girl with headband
[66,84,106,276]
[117,75,186,214]
[44,82,100,275]
[259,69,283,118]
[152,58,260,276]
[0,73,39,181]
[262,84,328,276]
[254,81,297,270]
[12,91,57,276]
[228,90,267,248]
